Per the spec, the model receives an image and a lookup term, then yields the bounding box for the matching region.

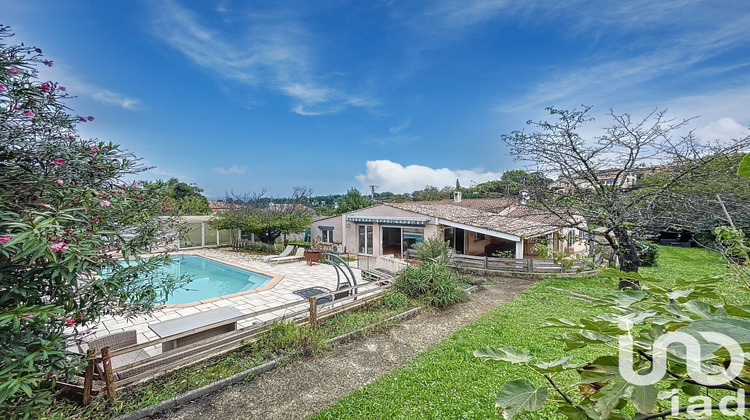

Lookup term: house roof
[386,199,563,238]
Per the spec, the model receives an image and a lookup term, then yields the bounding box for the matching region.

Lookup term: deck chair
[270,247,306,265]
[83,330,150,379]
[69,330,150,405]
[262,245,295,262]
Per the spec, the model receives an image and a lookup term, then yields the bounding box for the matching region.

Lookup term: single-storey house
[310,194,588,260]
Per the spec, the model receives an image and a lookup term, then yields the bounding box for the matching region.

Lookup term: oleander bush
[0,26,184,418]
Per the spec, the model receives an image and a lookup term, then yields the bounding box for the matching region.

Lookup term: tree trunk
[613,227,640,290]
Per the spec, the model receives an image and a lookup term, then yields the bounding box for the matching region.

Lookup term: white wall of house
[311,203,590,260]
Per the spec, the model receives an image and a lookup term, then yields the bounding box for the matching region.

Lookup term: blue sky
[5,0,750,198]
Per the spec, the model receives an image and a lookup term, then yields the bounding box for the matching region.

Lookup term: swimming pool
[160,255,274,305]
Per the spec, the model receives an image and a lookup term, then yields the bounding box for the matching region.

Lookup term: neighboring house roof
[386,199,563,238]
[207,200,231,213]
[424,197,518,213]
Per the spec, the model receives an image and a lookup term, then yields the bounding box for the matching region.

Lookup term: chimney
[453,191,462,203]
[519,190,530,205]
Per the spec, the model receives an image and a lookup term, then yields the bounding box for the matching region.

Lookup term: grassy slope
[312,247,748,419]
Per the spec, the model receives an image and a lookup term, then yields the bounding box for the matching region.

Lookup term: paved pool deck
[91,248,374,356]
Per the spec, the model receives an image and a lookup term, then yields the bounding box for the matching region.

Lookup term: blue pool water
[160,256,272,304]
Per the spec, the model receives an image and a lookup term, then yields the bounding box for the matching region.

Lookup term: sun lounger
[270,248,306,265]
[81,330,150,379]
[262,244,295,262]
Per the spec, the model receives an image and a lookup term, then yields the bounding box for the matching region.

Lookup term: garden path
[155,279,536,420]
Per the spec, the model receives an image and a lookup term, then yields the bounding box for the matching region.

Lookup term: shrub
[0,26,183,416]
[637,241,659,267]
[413,237,451,264]
[383,291,409,310]
[242,242,276,253]
[394,263,469,308]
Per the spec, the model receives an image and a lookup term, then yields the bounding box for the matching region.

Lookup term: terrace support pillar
[201,222,206,248]
[515,240,524,259]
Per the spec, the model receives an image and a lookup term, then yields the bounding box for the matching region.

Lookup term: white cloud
[355,160,502,193]
[138,167,193,181]
[389,118,411,135]
[213,165,247,175]
[695,117,746,142]
[148,0,375,116]
[36,63,141,110]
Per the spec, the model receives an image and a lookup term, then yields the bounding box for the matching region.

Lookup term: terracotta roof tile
[387,199,562,237]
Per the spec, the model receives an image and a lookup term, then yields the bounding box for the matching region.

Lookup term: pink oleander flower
[40,83,51,93]
[99,200,111,207]
[48,373,57,379]
[11,105,19,110]
[40,203,51,209]
[59,86,66,91]
[43,60,53,67]
[54,179,63,185]
[87,116,94,121]
[0,84,5,92]
[25,313,34,318]
[0,236,11,244]
[65,318,76,327]
[50,242,69,252]
[8,68,20,75]
[23,110,35,118]
[91,146,100,152]
[51,158,65,165]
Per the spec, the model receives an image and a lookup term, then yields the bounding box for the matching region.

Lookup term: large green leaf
[680,300,723,319]
[738,154,750,177]
[474,347,533,364]
[531,356,585,373]
[726,305,750,318]
[592,379,630,418]
[557,405,593,420]
[494,379,547,419]
[629,384,658,414]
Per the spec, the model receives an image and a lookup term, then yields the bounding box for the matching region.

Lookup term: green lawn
[312,246,749,419]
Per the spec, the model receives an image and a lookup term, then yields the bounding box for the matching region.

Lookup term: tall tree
[412,185,452,201]
[149,178,210,215]
[470,170,551,198]
[638,153,750,242]
[0,26,183,416]
[211,187,313,244]
[336,188,373,213]
[503,106,749,288]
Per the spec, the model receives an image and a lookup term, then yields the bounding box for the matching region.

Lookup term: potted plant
[305,236,324,264]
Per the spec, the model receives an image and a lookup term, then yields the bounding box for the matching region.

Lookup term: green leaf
[738,154,750,177]
[680,300,720,319]
[726,305,750,318]
[531,356,585,373]
[474,347,533,364]
[557,405,593,420]
[592,379,630,418]
[494,379,547,419]
[629,385,658,414]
